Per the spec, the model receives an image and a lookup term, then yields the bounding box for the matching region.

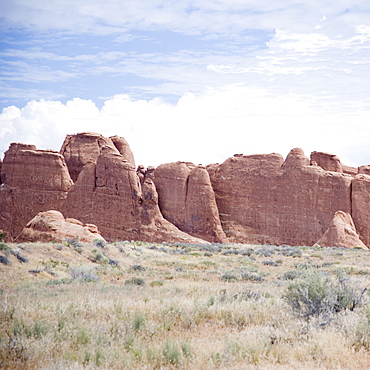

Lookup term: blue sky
[1,1,370,168]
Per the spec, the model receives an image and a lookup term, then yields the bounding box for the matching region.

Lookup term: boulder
[16,210,105,243]
[152,162,227,243]
[313,211,367,249]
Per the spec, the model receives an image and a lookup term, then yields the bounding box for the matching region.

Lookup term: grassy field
[1,240,370,369]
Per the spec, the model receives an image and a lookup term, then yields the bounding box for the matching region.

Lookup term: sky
[1,1,370,168]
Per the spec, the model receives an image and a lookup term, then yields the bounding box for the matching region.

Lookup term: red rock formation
[110,135,136,168]
[310,151,343,173]
[152,162,227,243]
[16,210,105,243]
[60,132,116,182]
[62,145,207,244]
[313,211,367,249]
[358,165,370,176]
[2,133,370,248]
[342,165,357,176]
[0,143,73,239]
[209,149,352,245]
[352,174,370,247]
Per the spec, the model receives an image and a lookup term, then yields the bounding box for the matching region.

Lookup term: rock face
[2,133,370,248]
[313,211,367,249]
[110,135,136,167]
[310,151,343,173]
[61,145,206,244]
[16,210,105,243]
[60,132,116,182]
[351,174,370,247]
[209,149,352,245]
[0,143,73,238]
[152,162,228,243]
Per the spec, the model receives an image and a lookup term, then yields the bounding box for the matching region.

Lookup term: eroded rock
[16,210,105,243]
[152,162,227,243]
[310,151,343,173]
[313,211,367,249]
[0,143,73,238]
[209,149,352,245]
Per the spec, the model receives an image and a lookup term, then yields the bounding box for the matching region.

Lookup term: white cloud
[2,1,369,36]
[1,87,370,168]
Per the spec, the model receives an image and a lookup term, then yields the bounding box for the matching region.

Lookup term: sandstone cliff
[0,143,73,239]
[1,133,370,248]
[208,148,352,245]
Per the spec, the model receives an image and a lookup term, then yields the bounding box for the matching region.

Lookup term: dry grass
[1,241,370,369]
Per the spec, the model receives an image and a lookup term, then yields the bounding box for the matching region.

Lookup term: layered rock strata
[1,133,370,248]
[208,149,352,245]
[0,143,73,239]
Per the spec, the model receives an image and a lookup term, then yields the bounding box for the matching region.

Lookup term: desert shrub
[125,277,146,286]
[279,246,302,257]
[68,266,98,282]
[241,271,264,282]
[262,260,279,266]
[108,258,119,267]
[65,237,83,252]
[133,312,146,331]
[283,270,367,319]
[93,239,107,248]
[255,248,274,257]
[131,264,146,271]
[12,251,29,263]
[222,249,239,256]
[150,280,164,287]
[0,242,10,253]
[353,305,370,350]
[240,248,254,256]
[0,255,11,265]
[281,270,301,280]
[221,273,238,282]
[90,248,109,264]
[162,341,181,365]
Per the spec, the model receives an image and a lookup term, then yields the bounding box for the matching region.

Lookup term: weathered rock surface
[352,174,370,247]
[2,133,370,248]
[310,151,343,173]
[16,210,105,243]
[62,145,207,244]
[313,211,367,249]
[152,162,228,243]
[110,135,136,168]
[209,149,352,245]
[358,165,370,176]
[60,132,117,182]
[0,143,73,238]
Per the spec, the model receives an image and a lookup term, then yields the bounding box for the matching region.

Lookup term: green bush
[90,248,109,264]
[283,270,366,319]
